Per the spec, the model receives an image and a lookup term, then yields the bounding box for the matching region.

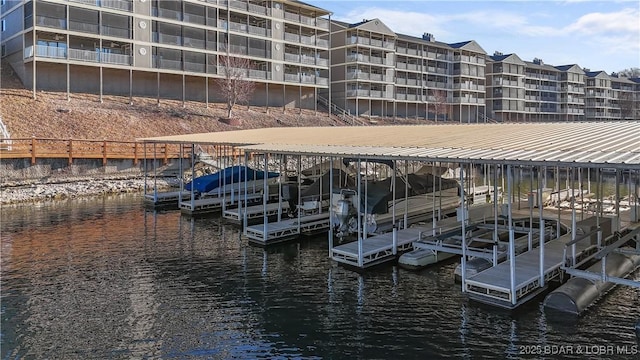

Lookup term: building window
[1,44,5,56]
[1,19,5,32]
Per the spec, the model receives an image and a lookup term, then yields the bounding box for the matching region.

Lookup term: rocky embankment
[1,176,178,205]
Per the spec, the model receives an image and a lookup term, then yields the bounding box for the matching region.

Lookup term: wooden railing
[0,138,250,165]
[0,138,186,165]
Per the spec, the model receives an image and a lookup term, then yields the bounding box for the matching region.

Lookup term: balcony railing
[69,20,99,34]
[25,45,131,65]
[101,25,130,38]
[184,61,205,73]
[183,37,206,48]
[68,48,99,62]
[36,15,66,29]
[157,58,182,70]
[102,0,132,12]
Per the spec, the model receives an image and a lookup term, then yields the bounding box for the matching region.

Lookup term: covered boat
[185,166,279,194]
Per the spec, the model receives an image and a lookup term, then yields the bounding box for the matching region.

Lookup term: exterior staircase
[0,116,12,150]
[317,95,368,126]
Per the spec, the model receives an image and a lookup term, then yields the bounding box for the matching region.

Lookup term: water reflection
[2,195,639,359]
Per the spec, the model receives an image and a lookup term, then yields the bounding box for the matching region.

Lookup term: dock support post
[244,151,249,234]
[571,167,577,266]
[539,165,545,288]
[190,143,195,210]
[392,226,398,256]
[507,165,516,306]
[297,155,302,233]
[153,143,158,203]
[143,143,148,197]
[460,165,467,292]
[178,144,184,203]
[263,153,269,243]
[329,157,334,258]
[432,162,436,233]
[493,163,499,266]
[357,158,363,268]
[404,160,409,229]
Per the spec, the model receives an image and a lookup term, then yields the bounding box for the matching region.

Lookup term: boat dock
[222,201,290,225]
[464,230,601,309]
[180,193,268,215]
[143,190,191,208]
[245,212,331,245]
[331,226,429,268]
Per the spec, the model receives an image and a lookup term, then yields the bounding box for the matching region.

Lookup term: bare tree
[431,89,449,122]
[618,67,640,78]
[618,91,636,120]
[215,54,256,120]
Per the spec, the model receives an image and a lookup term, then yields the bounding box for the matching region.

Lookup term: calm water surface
[2,195,639,359]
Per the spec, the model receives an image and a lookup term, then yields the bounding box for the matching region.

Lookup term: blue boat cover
[185,166,279,193]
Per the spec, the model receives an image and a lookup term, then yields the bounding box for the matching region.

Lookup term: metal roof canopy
[140,122,640,169]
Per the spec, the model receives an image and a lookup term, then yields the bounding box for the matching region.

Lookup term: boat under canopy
[185,166,279,194]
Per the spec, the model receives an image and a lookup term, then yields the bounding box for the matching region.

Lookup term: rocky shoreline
[1,176,178,205]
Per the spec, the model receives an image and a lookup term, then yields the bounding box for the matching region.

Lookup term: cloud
[564,8,640,34]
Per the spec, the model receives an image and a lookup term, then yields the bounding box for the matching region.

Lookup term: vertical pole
[99,66,103,103]
[507,165,516,306]
[153,143,158,202]
[357,158,363,268]
[364,160,368,240]
[243,151,249,236]
[143,142,147,196]
[157,72,160,105]
[493,163,499,266]
[556,166,561,239]
[432,161,436,234]
[615,169,621,231]
[205,76,209,108]
[297,155,302,233]
[539,165,545,288]
[178,144,184,203]
[129,68,133,105]
[32,2,37,100]
[404,160,409,229]
[66,63,70,101]
[190,143,195,210]
[328,14,332,118]
[571,167,577,265]
[529,166,533,251]
[263,152,269,243]
[329,156,334,257]
[460,163,467,292]
[597,168,602,248]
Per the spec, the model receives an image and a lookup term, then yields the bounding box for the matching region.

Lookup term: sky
[305,0,640,74]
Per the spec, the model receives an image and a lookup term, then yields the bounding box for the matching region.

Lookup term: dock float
[464,232,597,309]
[179,193,264,215]
[331,226,429,269]
[144,190,191,208]
[222,201,291,225]
[245,213,331,245]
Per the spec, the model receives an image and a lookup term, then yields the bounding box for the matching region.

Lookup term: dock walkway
[222,202,290,224]
[331,226,430,268]
[245,212,331,245]
[465,232,596,308]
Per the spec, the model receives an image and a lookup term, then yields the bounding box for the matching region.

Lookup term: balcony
[68,48,99,62]
[101,25,130,39]
[184,61,205,73]
[36,15,66,29]
[248,3,269,16]
[248,69,269,80]
[100,52,131,65]
[24,45,66,59]
[183,37,206,49]
[69,20,99,34]
[101,0,132,12]
[156,58,182,71]
[154,33,182,46]
[183,13,205,25]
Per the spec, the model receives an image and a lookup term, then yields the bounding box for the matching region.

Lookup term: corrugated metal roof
[140,123,640,168]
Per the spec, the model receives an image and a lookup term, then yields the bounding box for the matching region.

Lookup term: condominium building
[584,70,637,120]
[329,18,486,122]
[486,54,587,122]
[1,0,331,109]
[1,0,638,121]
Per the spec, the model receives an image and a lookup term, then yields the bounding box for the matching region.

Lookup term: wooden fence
[0,138,252,166]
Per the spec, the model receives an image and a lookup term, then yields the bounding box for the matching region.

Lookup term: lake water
[2,195,639,359]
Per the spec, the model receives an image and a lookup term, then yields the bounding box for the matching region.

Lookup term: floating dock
[143,190,191,208]
[331,226,430,268]
[464,231,599,309]
[245,212,331,245]
[180,193,267,215]
[222,201,290,225]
